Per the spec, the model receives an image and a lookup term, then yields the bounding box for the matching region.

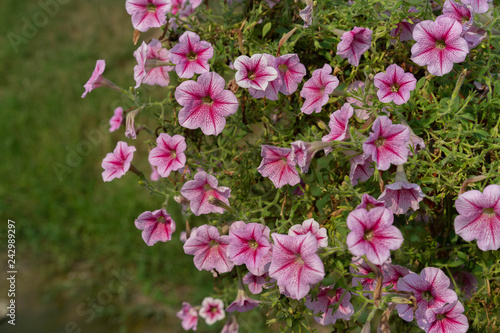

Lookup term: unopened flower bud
[174,195,191,206]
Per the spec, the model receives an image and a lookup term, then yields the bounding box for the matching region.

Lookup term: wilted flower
[176,302,199,331]
[180,171,231,216]
[234,54,278,91]
[305,285,354,326]
[134,209,176,246]
[169,31,214,79]
[257,145,300,188]
[109,107,123,132]
[374,64,417,105]
[199,297,225,325]
[299,2,313,28]
[300,64,339,114]
[337,27,372,67]
[101,141,136,182]
[125,0,171,32]
[148,133,187,178]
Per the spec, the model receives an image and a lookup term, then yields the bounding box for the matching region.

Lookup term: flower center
[461,16,469,24]
[248,70,256,80]
[209,240,219,248]
[435,39,447,50]
[374,137,386,147]
[147,3,157,12]
[278,64,288,73]
[186,50,197,61]
[203,183,213,192]
[365,203,375,211]
[248,240,259,249]
[157,216,166,224]
[483,207,496,216]
[421,290,433,301]
[436,314,446,321]
[295,253,304,265]
[170,149,177,159]
[391,83,400,93]
[202,95,214,105]
[364,229,375,241]
[210,306,219,314]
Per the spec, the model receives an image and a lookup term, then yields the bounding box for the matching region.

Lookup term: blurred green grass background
[0,1,271,331]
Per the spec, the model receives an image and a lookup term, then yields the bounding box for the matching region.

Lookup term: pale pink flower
[411,16,469,76]
[349,153,375,186]
[383,264,412,290]
[199,297,225,325]
[269,233,325,300]
[374,64,417,105]
[101,141,136,182]
[221,316,239,333]
[424,301,469,333]
[454,184,500,251]
[228,222,271,274]
[300,64,340,114]
[299,3,313,28]
[133,39,174,88]
[346,81,373,120]
[337,27,372,67]
[274,54,306,95]
[82,60,120,98]
[362,115,410,171]
[168,4,195,31]
[183,224,234,273]
[150,165,160,181]
[109,107,123,132]
[134,209,176,246]
[257,145,300,188]
[290,140,332,174]
[305,285,354,326]
[355,193,385,211]
[125,0,171,32]
[379,182,425,215]
[346,207,403,265]
[390,7,421,42]
[169,31,213,78]
[350,256,383,293]
[397,267,458,325]
[288,219,328,248]
[180,171,231,216]
[322,103,353,154]
[442,0,473,32]
[460,0,492,13]
[175,72,239,136]
[226,289,260,313]
[234,54,278,91]
[243,272,268,294]
[176,302,199,331]
[148,133,187,178]
[464,26,487,50]
[248,54,282,101]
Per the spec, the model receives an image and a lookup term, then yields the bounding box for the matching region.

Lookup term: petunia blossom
[148,133,187,178]
[228,222,271,274]
[243,272,268,294]
[463,26,487,50]
[82,60,120,98]
[305,285,354,326]
[390,7,421,42]
[274,54,306,95]
[225,289,260,313]
[221,316,239,333]
[109,107,123,132]
[374,64,417,105]
[101,141,136,182]
[383,264,412,290]
[180,171,231,216]
[176,302,199,331]
[337,27,372,67]
[397,267,458,325]
[346,207,403,265]
[442,0,473,32]
[411,16,469,76]
[269,233,325,300]
[133,39,174,88]
[288,219,328,248]
[199,297,225,325]
[175,72,239,135]
[248,54,282,100]
[349,153,375,186]
[257,145,300,188]
[346,81,373,120]
[300,64,340,114]
[454,184,500,251]
[355,193,385,211]
[183,224,234,273]
[362,115,410,171]
[424,301,469,333]
[134,209,176,246]
[290,140,333,174]
[322,103,354,154]
[125,0,171,32]
[234,54,278,91]
[460,0,492,13]
[299,3,313,28]
[169,31,213,79]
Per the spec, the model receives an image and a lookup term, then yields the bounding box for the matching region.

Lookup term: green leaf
[262,22,272,38]
[415,76,426,91]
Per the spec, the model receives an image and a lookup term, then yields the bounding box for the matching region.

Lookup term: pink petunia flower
[228,222,272,275]
[460,0,492,13]
[288,219,328,248]
[397,267,458,325]
[175,72,239,136]
[299,3,313,28]
[349,153,375,186]
[362,115,410,171]
[300,64,340,114]
[133,39,174,88]
[183,224,234,273]
[383,264,412,290]
[168,4,195,31]
[305,285,354,326]
[199,297,225,325]
[454,184,500,251]
[243,272,268,294]
[134,209,176,246]
[82,60,120,98]
[169,31,214,78]
[290,140,333,174]
[150,165,160,181]
[442,0,473,32]
[109,107,123,132]
[176,302,199,331]
[322,103,354,155]
[148,133,187,178]
[355,193,385,211]
[248,54,282,101]
[221,316,239,333]
[225,289,260,313]
[269,233,325,300]
[411,16,469,76]
[234,54,278,91]
[274,54,306,95]
[374,64,417,105]
[464,26,488,50]
[101,141,136,182]
[346,81,373,120]
[350,256,383,293]
[337,27,372,67]
[257,145,301,188]
[346,207,403,265]
[390,7,421,42]
[126,0,171,32]
[424,301,469,333]
[180,171,231,216]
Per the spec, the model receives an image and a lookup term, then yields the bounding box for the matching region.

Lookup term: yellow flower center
[374,137,386,147]
[187,51,197,61]
[364,229,375,241]
[147,3,157,12]
[435,39,447,50]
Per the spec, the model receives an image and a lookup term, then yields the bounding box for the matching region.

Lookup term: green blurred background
[0,1,270,331]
